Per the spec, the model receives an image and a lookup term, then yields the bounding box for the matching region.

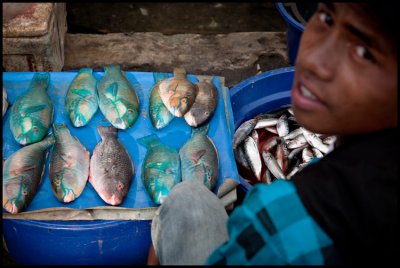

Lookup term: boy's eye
[318,12,333,26]
[355,46,373,61]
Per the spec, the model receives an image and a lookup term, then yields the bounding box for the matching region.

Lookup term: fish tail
[78,67,93,74]
[97,125,118,140]
[103,64,121,73]
[137,134,160,149]
[39,134,56,149]
[31,73,50,91]
[192,123,209,136]
[153,72,170,83]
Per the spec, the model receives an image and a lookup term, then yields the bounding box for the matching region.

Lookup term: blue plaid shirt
[206,179,341,265]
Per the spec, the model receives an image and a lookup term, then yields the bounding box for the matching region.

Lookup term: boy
[148,3,397,265]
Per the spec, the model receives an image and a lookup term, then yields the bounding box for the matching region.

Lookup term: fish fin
[104,83,119,101]
[22,104,48,114]
[192,124,209,136]
[97,125,117,140]
[9,164,36,177]
[137,134,160,149]
[71,89,94,98]
[189,149,206,164]
[153,72,170,83]
[31,73,50,90]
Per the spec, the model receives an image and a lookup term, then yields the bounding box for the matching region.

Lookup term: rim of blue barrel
[275,2,304,32]
[230,66,295,97]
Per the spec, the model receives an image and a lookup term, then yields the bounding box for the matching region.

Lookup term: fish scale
[149,72,174,129]
[3,135,55,214]
[89,126,134,206]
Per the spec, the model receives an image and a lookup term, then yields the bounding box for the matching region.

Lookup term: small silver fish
[286,134,307,149]
[276,114,289,137]
[244,136,262,181]
[262,151,285,180]
[232,118,257,149]
[254,118,278,129]
[301,127,330,154]
[302,147,314,163]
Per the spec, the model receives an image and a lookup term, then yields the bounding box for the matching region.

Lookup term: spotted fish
[9,73,54,145]
[3,135,55,214]
[65,68,99,127]
[158,68,198,117]
[149,72,174,129]
[138,134,181,205]
[89,126,134,205]
[179,124,219,190]
[97,64,140,129]
[184,77,219,127]
[49,124,90,203]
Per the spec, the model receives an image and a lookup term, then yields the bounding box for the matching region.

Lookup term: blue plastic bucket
[275,3,305,66]
[229,66,295,191]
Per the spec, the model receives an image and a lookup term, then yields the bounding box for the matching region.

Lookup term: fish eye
[22,190,28,196]
[181,98,187,104]
[204,111,210,116]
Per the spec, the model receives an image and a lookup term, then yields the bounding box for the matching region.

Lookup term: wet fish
[244,136,262,181]
[3,88,8,117]
[97,64,140,129]
[49,124,90,203]
[3,135,55,214]
[89,126,134,205]
[179,124,219,190]
[149,72,174,129]
[254,118,278,129]
[139,134,181,205]
[184,77,218,127]
[9,73,54,145]
[65,68,99,127]
[301,127,330,154]
[232,118,257,149]
[276,114,289,137]
[262,151,285,180]
[158,68,198,117]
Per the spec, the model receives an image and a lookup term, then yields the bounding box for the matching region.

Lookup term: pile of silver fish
[149,68,219,129]
[233,106,336,185]
[9,72,54,145]
[89,126,134,206]
[65,68,99,127]
[49,124,90,203]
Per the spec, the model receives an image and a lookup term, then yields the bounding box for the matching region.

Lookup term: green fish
[65,68,99,127]
[138,134,181,205]
[158,68,198,117]
[49,124,90,203]
[97,64,140,129]
[149,72,174,129]
[9,73,54,145]
[3,135,55,214]
[179,124,219,191]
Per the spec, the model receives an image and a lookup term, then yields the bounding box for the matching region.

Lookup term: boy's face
[291,3,397,135]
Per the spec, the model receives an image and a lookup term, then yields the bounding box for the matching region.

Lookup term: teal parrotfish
[65,68,99,127]
[9,72,54,145]
[97,64,140,129]
[49,124,90,203]
[179,124,219,191]
[138,134,181,205]
[149,72,174,129]
[3,134,55,214]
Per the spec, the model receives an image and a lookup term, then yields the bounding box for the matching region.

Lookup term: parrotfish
[89,126,134,205]
[179,124,219,190]
[158,68,198,117]
[138,134,181,205]
[3,135,55,214]
[9,72,54,145]
[97,64,140,129]
[149,72,174,129]
[65,68,99,127]
[3,88,8,117]
[184,77,219,127]
[49,124,90,203]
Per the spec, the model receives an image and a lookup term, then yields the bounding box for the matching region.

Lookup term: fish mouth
[4,202,19,214]
[63,192,76,203]
[16,134,28,145]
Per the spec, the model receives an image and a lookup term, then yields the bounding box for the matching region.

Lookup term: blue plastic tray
[3,71,240,212]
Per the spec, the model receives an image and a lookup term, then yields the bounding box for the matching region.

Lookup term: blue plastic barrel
[275,3,304,66]
[229,66,295,191]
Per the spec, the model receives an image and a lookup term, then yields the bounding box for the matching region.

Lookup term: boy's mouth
[299,84,317,100]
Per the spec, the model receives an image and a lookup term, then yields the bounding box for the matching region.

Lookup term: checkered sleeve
[205,180,337,265]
